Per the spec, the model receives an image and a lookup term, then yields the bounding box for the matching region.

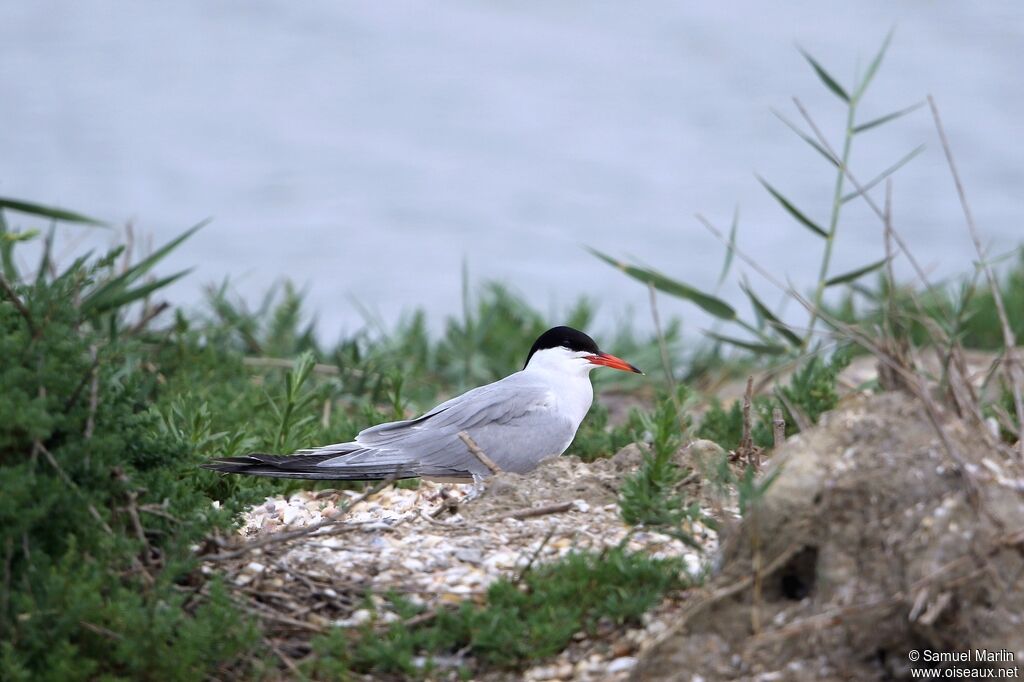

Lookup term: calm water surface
[1,2,1021,339]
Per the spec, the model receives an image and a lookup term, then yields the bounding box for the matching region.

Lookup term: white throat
[522,346,595,427]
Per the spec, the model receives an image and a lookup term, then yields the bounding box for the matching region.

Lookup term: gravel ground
[211,447,722,679]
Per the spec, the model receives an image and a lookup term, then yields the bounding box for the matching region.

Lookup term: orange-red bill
[586,352,643,374]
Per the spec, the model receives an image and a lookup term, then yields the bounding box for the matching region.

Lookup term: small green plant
[202,278,319,357]
[266,350,321,452]
[697,396,775,451]
[309,548,683,677]
[696,349,851,451]
[777,348,851,428]
[618,389,704,546]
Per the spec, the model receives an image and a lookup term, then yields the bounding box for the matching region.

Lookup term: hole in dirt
[779,546,818,600]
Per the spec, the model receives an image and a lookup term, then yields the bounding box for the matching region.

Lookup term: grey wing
[441,400,577,475]
[316,374,573,477]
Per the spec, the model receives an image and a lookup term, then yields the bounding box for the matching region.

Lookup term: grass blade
[798,48,850,103]
[716,207,739,288]
[740,280,802,347]
[853,29,894,100]
[89,269,192,314]
[853,101,924,134]
[771,109,839,166]
[849,282,879,300]
[34,225,55,288]
[84,220,206,314]
[0,197,106,226]
[705,331,786,356]
[841,145,925,203]
[123,219,206,285]
[589,248,736,320]
[0,210,17,281]
[825,257,890,287]
[757,176,827,238]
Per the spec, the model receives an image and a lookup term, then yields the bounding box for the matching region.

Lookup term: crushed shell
[215,451,724,680]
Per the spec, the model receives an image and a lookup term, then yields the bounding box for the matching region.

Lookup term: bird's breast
[552,376,594,429]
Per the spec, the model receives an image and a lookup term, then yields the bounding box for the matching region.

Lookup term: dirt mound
[636,392,1024,681]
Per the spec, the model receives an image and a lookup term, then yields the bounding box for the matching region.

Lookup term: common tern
[202,326,642,481]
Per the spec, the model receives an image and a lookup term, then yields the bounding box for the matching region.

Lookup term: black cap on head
[524,326,600,368]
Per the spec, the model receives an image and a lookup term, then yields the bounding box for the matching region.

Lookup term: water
[1,2,1021,341]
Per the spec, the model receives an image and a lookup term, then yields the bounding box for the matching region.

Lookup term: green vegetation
[618,387,700,533]
[828,252,1024,352]
[0,206,263,681]
[309,548,682,677]
[565,402,641,463]
[0,200,674,679]
[3,196,878,678]
[2,36,1022,681]
[697,349,852,450]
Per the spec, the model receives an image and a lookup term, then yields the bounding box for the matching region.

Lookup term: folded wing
[202,372,572,480]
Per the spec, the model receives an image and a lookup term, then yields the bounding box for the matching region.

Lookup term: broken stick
[458,431,502,474]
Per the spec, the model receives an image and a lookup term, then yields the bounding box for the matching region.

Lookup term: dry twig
[84,344,99,441]
[37,441,113,535]
[430,487,461,518]
[0,275,35,336]
[320,398,332,429]
[737,376,760,468]
[242,356,348,376]
[202,476,396,561]
[772,408,785,450]
[483,501,574,523]
[646,542,806,652]
[63,350,102,414]
[775,389,811,434]
[80,620,124,641]
[458,431,502,474]
[928,95,1024,457]
[265,637,303,677]
[877,180,916,392]
[124,490,151,565]
[514,527,557,584]
[234,596,325,633]
[128,301,170,336]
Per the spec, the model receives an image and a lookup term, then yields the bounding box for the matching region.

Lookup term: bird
[201,326,642,481]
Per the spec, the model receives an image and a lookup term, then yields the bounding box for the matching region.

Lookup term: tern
[202,326,642,481]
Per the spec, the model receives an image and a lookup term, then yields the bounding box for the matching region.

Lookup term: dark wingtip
[198,453,421,481]
[199,457,256,474]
